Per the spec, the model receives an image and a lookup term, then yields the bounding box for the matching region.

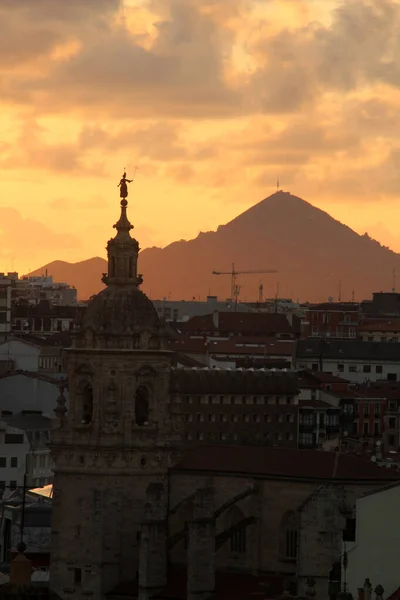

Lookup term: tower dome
[74,179,166,350]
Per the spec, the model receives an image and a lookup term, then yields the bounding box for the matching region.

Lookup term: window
[389,417,396,429]
[276,414,283,423]
[0,312,7,324]
[73,568,82,584]
[388,434,395,446]
[299,433,314,446]
[300,414,315,426]
[374,404,380,417]
[363,365,371,373]
[10,457,18,468]
[9,481,17,490]
[279,511,298,560]
[363,422,369,435]
[186,414,193,422]
[243,414,250,423]
[376,365,383,374]
[4,434,23,444]
[135,386,149,426]
[81,384,93,425]
[311,363,318,371]
[373,421,380,435]
[228,507,246,554]
[387,373,397,382]
[0,458,5,468]
[364,403,370,416]
[349,365,357,373]
[337,364,344,373]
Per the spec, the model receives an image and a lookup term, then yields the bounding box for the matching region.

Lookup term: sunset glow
[1,0,400,275]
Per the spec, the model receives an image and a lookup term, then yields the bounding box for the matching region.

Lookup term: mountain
[27,191,400,302]
[27,257,107,301]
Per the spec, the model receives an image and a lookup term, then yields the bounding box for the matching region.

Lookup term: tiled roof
[179,312,297,335]
[208,339,294,357]
[296,339,400,361]
[169,369,299,395]
[359,320,400,333]
[306,303,359,312]
[299,399,337,409]
[172,446,400,481]
[169,336,294,357]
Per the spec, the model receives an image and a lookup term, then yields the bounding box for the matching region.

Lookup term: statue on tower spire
[118,171,133,199]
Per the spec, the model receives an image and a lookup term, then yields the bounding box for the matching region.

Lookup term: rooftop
[172,446,400,482]
[169,368,298,395]
[178,312,299,336]
[296,339,400,361]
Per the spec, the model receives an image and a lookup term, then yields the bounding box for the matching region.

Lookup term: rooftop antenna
[392,267,396,293]
[338,280,342,302]
[351,289,355,302]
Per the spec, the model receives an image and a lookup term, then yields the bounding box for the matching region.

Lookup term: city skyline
[2,0,400,273]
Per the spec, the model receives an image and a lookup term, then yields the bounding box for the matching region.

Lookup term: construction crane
[212,263,278,304]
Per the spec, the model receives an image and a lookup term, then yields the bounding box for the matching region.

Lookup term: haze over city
[2,0,400,275]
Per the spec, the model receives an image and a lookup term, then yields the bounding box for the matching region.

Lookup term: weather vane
[117,167,137,200]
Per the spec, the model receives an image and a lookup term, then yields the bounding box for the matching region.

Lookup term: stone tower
[49,191,182,599]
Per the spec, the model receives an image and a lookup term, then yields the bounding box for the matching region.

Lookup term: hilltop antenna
[392,268,396,293]
[277,175,280,192]
[258,282,264,304]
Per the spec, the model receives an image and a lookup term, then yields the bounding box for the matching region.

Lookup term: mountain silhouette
[27,191,399,302]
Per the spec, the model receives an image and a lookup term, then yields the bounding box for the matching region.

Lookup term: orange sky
[2,0,400,275]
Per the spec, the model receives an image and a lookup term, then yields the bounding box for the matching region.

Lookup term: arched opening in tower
[135,386,149,426]
[82,384,94,425]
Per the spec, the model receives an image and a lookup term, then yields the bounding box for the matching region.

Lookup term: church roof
[81,285,159,335]
[172,445,400,482]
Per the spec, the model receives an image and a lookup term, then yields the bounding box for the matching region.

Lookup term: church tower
[50,182,182,599]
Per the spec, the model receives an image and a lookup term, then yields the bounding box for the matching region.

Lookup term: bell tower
[49,179,182,599]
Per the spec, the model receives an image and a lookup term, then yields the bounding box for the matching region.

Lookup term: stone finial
[54,385,67,421]
[364,579,372,600]
[305,577,316,599]
[374,585,384,600]
[9,548,32,585]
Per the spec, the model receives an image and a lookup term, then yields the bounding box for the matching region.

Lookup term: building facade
[170,368,299,447]
[294,339,400,383]
[0,277,12,344]
[300,303,359,340]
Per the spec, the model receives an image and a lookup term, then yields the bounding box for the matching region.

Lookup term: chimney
[138,483,167,600]
[212,311,219,329]
[187,487,215,600]
[10,544,32,585]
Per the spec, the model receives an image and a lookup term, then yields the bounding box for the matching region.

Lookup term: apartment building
[169,367,299,447]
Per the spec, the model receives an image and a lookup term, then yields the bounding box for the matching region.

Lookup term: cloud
[0,119,106,175]
[0,207,80,259]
